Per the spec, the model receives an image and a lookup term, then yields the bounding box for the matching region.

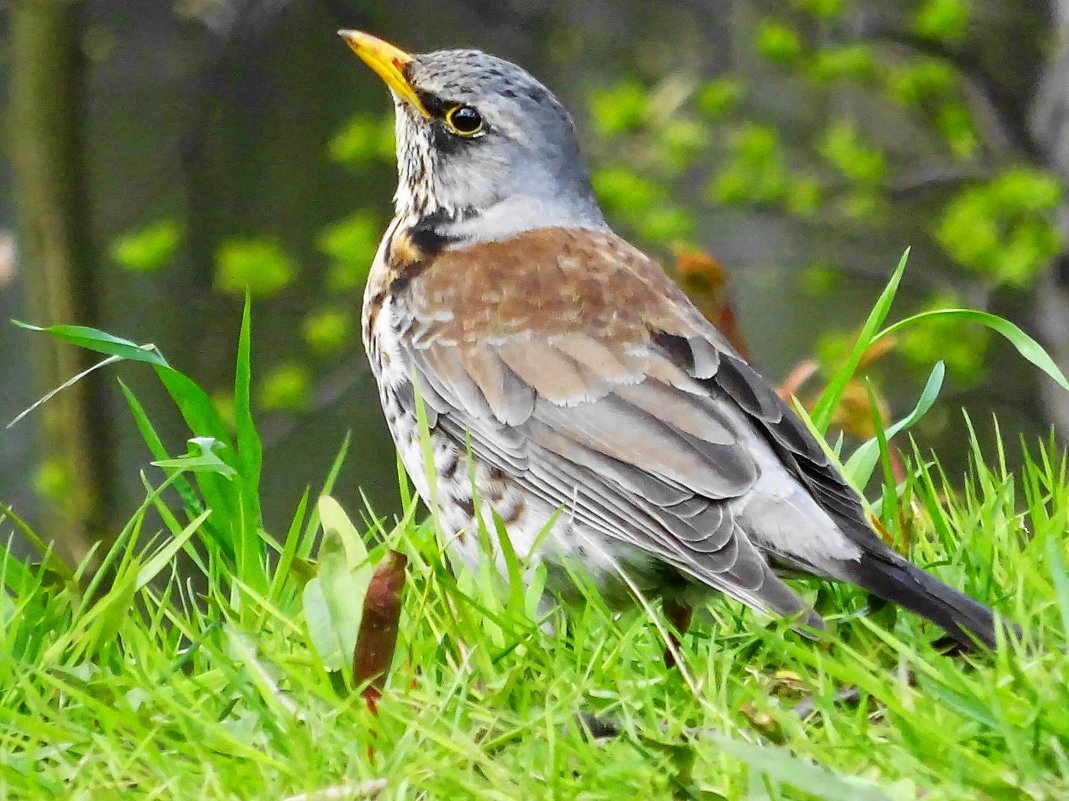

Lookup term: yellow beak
[338,30,431,118]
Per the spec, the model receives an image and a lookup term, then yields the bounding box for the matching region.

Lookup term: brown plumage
[343,30,1008,650]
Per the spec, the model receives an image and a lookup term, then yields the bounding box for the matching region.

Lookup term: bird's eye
[444,105,484,137]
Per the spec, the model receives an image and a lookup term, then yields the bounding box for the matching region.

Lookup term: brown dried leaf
[352,550,408,706]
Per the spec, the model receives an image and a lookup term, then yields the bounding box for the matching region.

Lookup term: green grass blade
[269,487,310,604]
[136,510,211,590]
[233,295,266,594]
[118,379,205,519]
[810,248,909,434]
[1047,536,1069,639]
[875,309,1069,391]
[0,502,75,581]
[7,354,121,430]
[844,361,945,488]
[154,365,233,448]
[299,433,351,560]
[11,321,169,366]
[154,364,240,552]
[707,735,892,801]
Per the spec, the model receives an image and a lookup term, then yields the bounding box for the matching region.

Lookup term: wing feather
[386,228,866,629]
[409,331,814,622]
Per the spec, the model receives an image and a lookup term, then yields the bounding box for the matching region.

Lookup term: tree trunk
[9,0,111,563]
[1030,1,1069,440]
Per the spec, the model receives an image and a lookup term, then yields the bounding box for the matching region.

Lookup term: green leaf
[8,354,121,430]
[844,362,945,488]
[935,102,979,160]
[0,542,38,597]
[695,78,742,119]
[328,113,395,165]
[152,437,238,478]
[710,124,789,206]
[269,488,311,604]
[592,167,664,216]
[792,0,844,18]
[936,170,1062,287]
[897,292,989,384]
[807,45,878,84]
[317,495,367,569]
[154,366,232,449]
[875,309,1069,393]
[0,502,75,582]
[12,322,169,366]
[154,365,239,545]
[302,308,352,355]
[1047,536,1069,639]
[810,249,909,433]
[302,529,373,675]
[299,433,352,561]
[886,59,955,106]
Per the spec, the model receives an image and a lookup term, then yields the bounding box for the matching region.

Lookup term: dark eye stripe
[415,90,448,116]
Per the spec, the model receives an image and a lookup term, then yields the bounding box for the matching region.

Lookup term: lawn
[2,264,1069,800]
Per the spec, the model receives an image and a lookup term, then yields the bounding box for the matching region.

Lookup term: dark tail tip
[847,553,1007,650]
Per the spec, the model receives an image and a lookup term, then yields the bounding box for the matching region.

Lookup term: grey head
[340,31,608,243]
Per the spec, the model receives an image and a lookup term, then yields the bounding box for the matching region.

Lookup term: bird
[339,29,1006,651]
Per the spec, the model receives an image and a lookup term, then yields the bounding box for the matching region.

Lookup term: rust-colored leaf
[777,359,819,401]
[352,550,408,707]
[831,380,890,440]
[673,247,751,360]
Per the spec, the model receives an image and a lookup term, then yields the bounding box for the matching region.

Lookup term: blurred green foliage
[937,170,1062,287]
[257,362,312,411]
[302,308,352,357]
[214,238,295,297]
[317,211,382,292]
[886,59,955,106]
[589,80,647,138]
[695,79,742,119]
[793,0,845,19]
[807,45,879,84]
[897,292,991,383]
[710,124,790,207]
[583,0,1062,419]
[913,0,972,42]
[819,121,886,187]
[32,458,72,512]
[110,219,182,273]
[106,98,394,411]
[102,0,1062,428]
[327,113,396,166]
[755,19,804,66]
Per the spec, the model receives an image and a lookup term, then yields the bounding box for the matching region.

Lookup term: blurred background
[2,0,1067,564]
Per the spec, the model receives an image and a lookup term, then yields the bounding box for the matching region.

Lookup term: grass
[3,269,1069,800]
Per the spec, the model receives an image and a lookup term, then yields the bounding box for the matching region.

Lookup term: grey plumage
[345,32,1008,650]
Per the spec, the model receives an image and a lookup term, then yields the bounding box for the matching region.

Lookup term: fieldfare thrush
[340,30,1003,650]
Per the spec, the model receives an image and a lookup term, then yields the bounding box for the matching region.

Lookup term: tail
[845,551,1006,650]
